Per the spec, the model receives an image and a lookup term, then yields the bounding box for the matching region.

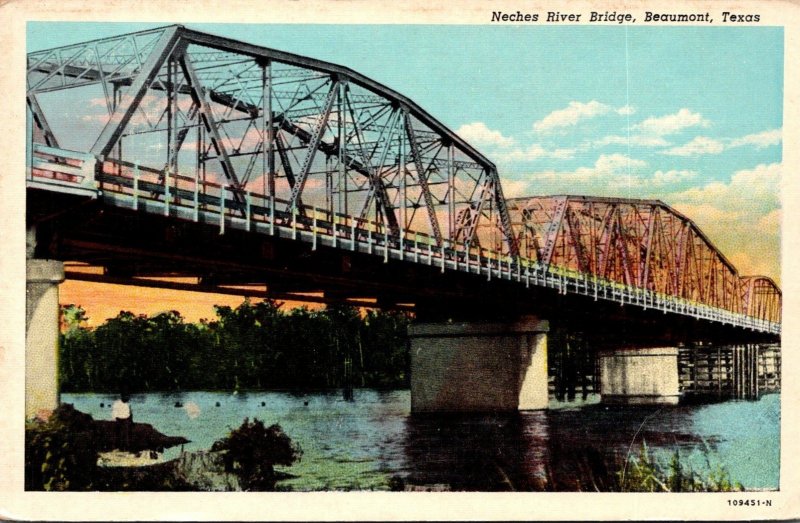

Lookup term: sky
[28,22,784,324]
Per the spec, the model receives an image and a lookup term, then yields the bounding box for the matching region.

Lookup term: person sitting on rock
[112,393,133,451]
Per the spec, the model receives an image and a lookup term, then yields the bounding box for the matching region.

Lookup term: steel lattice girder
[740,276,782,324]
[27,25,518,255]
[507,195,778,319]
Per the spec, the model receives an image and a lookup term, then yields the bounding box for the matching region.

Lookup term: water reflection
[401,403,747,491]
[402,412,550,490]
[62,391,779,491]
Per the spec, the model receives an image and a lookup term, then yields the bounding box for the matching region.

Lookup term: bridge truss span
[27,24,517,256]
[507,195,781,328]
[26,26,780,337]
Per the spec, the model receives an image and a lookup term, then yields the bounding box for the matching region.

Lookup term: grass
[616,442,743,492]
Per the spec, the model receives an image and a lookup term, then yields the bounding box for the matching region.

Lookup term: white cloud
[729,128,782,149]
[661,136,725,156]
[505,154,651,198]
[655,128,782,157]
[498,143,577,162]
[665,163,781,280]
[652,170,697,186]
[533,100,610,133]
[616,105,636,116]
[633,108,710,136]
[549,148,577,159]
[456,121,515,148]
[500,179,531,198]
[758,208,781,231]
[594,134,670,148]
[593,153,647,172]
[671,162,780,211]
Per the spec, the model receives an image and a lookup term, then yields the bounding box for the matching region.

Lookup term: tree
[59,305,96,391]
[57,300,412,393]
[211,418,302,491]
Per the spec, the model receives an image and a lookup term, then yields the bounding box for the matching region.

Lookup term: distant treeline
[59,300,411,393]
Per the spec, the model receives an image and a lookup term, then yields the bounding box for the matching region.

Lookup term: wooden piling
[678,343,780,401]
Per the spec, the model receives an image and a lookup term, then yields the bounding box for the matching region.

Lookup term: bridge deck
[27,144,780,335]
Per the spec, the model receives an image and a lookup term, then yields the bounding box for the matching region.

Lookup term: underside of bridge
[28,189,775,347]
[26,26,781,415]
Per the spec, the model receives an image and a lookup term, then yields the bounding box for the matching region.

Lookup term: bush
[211,418,301,491]
[25,404,99,491]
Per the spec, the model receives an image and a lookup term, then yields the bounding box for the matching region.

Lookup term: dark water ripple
[62,390,779,491]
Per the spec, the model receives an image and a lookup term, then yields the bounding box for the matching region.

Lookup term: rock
[92,420,189,453]
[172,451,241,491]
[55,403,189,453]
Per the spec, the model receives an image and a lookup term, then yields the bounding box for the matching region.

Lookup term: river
[62,390,780,491]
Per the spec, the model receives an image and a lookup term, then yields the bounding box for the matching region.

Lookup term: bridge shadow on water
[399,403,719,491]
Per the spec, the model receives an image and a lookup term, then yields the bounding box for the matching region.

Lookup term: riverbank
[25,404,189,491]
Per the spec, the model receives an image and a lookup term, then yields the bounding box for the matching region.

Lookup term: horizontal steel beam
[65,270,412,310]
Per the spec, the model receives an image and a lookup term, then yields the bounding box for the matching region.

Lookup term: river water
[62,390,780,491]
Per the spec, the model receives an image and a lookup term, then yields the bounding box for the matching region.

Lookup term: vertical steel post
[448,143,455,239]
[264,60,275,198]
[193,168,199,222]
[338,81,347,218]
[312,207,318,251]
[292,206,297,240]
[165,56,174,218]
[245,190,251,231]
[133,165,139,211]
[26,100,32,180]
[219,185,226,234]
[164,171,170,217]
[269,195,275,235]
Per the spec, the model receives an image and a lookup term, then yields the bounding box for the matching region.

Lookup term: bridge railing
[26,147,781,336]
[27,144,97,196]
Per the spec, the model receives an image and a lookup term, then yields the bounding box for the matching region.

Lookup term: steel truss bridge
[26,25,781,339]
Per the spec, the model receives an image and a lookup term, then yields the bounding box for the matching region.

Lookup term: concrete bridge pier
[408,316,549,413]
[26,226,65,419]
[598,347,680,405]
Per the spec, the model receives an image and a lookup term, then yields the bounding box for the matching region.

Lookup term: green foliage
[618,442,743,492]
[211,418,301,491]
[59,301,411,393]
[25,404,99,491]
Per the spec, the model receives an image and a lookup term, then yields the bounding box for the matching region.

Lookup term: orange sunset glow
[60,280,252,325]
[59,272,322,326]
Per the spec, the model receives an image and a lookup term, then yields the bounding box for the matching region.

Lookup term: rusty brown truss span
[507,196,781,324]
